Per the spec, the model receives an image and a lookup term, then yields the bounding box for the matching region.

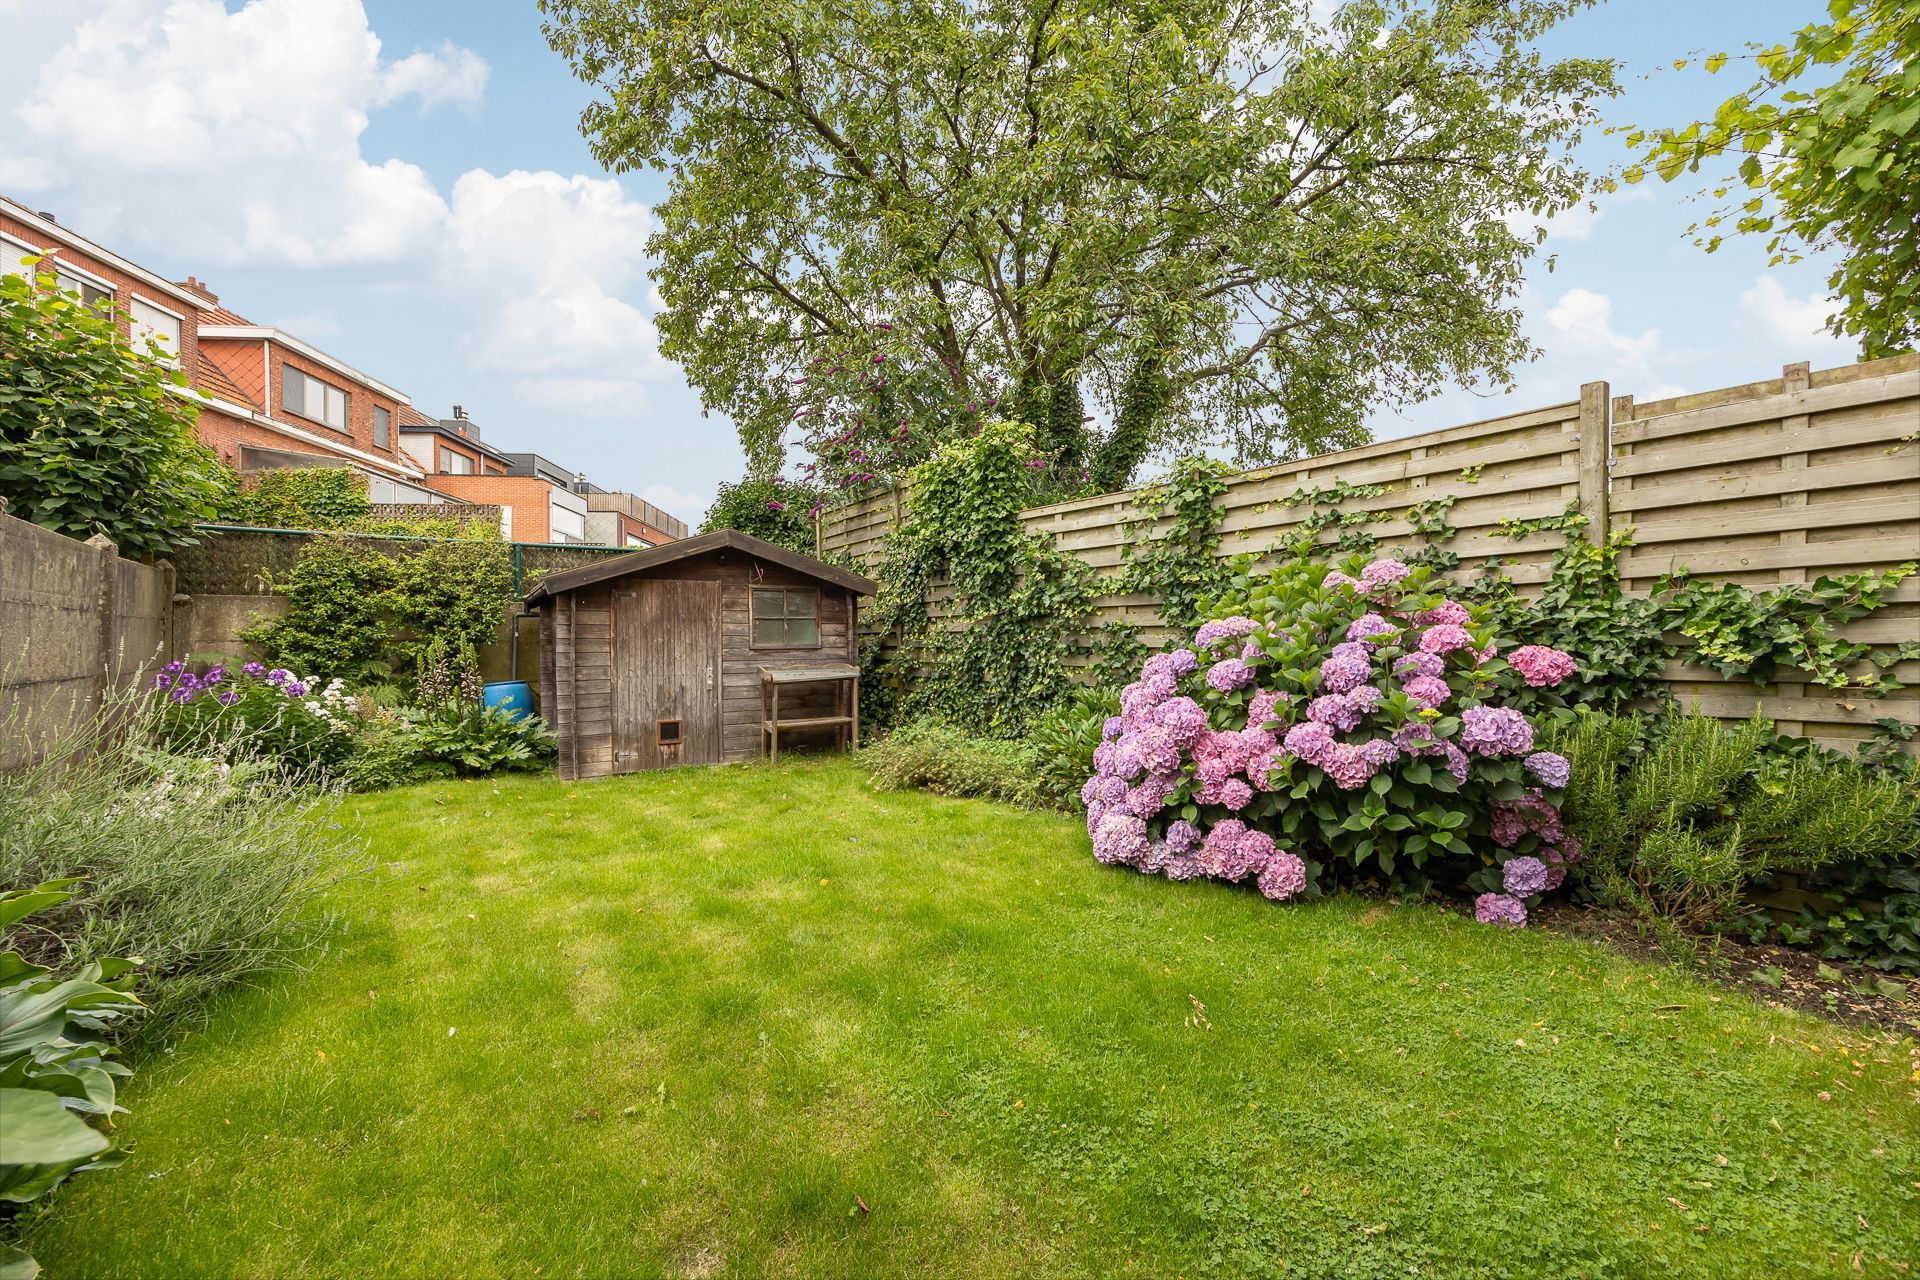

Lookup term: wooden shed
[524,529,877,779]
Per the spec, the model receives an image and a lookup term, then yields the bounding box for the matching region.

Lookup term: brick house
[1,196,444,502]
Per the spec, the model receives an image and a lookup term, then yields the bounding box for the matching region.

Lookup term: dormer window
[283,366,348,431]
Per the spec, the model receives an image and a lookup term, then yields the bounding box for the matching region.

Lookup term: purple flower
[1460,706,1534,757]
[1153,697,1208,747]
[1322,742,1373,790]
[1442,742,1471,783]
[1102,716,1124,741]
[1284,721,1335,766]
[216,689,241,706]
[1318,652,1371,694]
[1247,688,1290,730]
[1092,812,1151,866]
[202,664,228,683]
[1216,777,1254,811]
[1130,728,1182,777]
[1393,652,1446,681]
[283,681,309,698]
[1163,648,1200,677]
[169,687,195,704]
[1164,853,1205,881]
[1329,641,1373,662]
[1257,851,1308,901]
[1125,775,1172,820]
[1474,893,1528,927]
[1346,685,1383,715]
[266,668,291,684]
[1200,820,1256,880]
[1193,616,1257,649]
[149,672,173,690]
[1164,819,1203,854]
[1206,659,1254,693]
[1346,613,1398,646]
[1417,600,1471,628]
[1358,738,1401,770]
[1502,855,1550,897]
[1096,775,1129,805]
[1524,751,1571,789]
[1080,776,1103,808]
[1402,674,1450,710]
[1394,721,1444,756]
[243,661,266,678]
[1359,559,1411,593]
[1306,694,1363,732]
[1321,570,1361,593]
[767,500,787,511]
[176,672,201,691]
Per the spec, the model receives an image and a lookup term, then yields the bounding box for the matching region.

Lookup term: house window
[438,447,475,475]
[54,265,112,308]
[0,235,34,278]
[129,297,181,362]
[282,366,348,431]
[751,588,819,648]
[373,405,391,450]
[550,503,585,543]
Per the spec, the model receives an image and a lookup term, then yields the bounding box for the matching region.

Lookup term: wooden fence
[818,354,1920,753]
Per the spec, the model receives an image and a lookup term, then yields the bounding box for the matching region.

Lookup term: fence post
[1577,381,1611,544]
[87,533,119,716]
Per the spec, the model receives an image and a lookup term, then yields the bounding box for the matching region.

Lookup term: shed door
[612,579,722,770]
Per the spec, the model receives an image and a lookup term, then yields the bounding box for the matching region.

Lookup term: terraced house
[1,197,444,503]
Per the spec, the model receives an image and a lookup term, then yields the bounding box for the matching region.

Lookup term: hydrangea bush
[1082,553,1581,925]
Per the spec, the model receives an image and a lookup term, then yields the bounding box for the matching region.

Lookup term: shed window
[751,588,818,647]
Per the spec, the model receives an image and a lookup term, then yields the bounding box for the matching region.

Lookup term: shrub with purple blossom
[1075,551,1575,925]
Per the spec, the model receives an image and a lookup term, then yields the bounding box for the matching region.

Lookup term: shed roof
[523,529,877,603]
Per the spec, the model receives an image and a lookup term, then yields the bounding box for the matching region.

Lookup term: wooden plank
[1611,454,1917,512]
[1611,412,1918,477]
[1614,367,1920,444]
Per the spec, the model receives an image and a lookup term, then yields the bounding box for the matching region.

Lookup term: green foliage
[217,468,372,530]
[862,720,1051,809]
[154,665,357,774]
[242,537,516,686]
[1465,527,1671,709]
[1783,855,1920,973]
[1028,687,1121,810]
[1651,562,1917,692]
[0,696,363,1037]
[1114,456,1232,632]
[867,421,1097,737]
[398,638,556,778]
[700,476,820,552]
[1549,708,1920,961]
[1625,0,1919,356]
[0,268,229,559]
[0,881,142,1278]
[546,0,1614,472]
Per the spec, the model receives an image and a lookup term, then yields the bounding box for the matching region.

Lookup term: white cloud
[1543,287,1666,373]
[1739,275,1842,349]
[515,376,654,417]
[377,41,489,110]
[5,0,474,266]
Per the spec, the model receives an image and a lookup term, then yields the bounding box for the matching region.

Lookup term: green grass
[27,759,1919,1279]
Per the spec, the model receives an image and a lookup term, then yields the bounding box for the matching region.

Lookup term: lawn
[27,758,1919,1279]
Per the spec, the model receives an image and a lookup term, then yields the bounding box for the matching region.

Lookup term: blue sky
[0,0,1854,524]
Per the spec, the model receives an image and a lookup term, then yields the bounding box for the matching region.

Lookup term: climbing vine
[1114,456,1233,632]
[864,420,1099,737]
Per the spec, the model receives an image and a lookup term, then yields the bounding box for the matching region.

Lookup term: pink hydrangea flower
[1216,777,1254,811]
[1130,726,1183,775]
[1247,750,1287,790]
[1257,851,1308,900]
[1418,624,1475,655]
[1321,569,1361,593]
[1092,812,1150,865]
[1284,721,1335,765]
[1346,613,1398,645]
[1307,694,1363,732]
[1164,819,1203,853]
[1194,616,1258,649]
[1509,645,1577,687]
[1206,658,1255,692]
[1322,742,1374,790]
[1524,750,1571,789]
[1459,706,1534,757]
[1417,600,1471,628]
[1247,688,1290,729]
[1474,893,1528,926]
[1393,652,1446,681]
[1200,820,1256,880]
[1360,559,1411,593]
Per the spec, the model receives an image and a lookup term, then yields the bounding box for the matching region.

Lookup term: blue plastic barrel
[482,680,534,721]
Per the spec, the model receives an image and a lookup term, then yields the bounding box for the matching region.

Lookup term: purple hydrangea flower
[1096,775,1129,805]
[1164,853,1205,881]
[1322,742,1373,790]
[1459,706,1534,757]
[1347,686,1383,714]
[1154,696,1209,747]
[1358,738,1401,770]
[1216,777,1254,811]
[1306,694,1363,732]
[1474,893,1528,926]
[1502,855,1550,897]
[1442,742,1471,782]
[1257,850,1308,900]
[1080,776,1103,808]
[1524,751,1571,789]
[1360,559,1411,592]
[1164,819,1203,854]
[1402,674,1450,710]
[1318,652,1371,694]
[1329,641,1373,662]
[1246,688,1290,730]
[1193,616,1257,649]
[1200,820,1256,880]
[1102,716,1125,741]
[1393,651,1446,681]
[1206,658,1254,693]
[1346,613,1398,645]
[1321,569,1361,593]
[1393,721,1444,756]
[1284,721,1335,766]
[1092,812,1151,866]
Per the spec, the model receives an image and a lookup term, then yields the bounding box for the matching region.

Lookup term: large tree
[546,0,1615,486]
[1625,0,1918,359]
